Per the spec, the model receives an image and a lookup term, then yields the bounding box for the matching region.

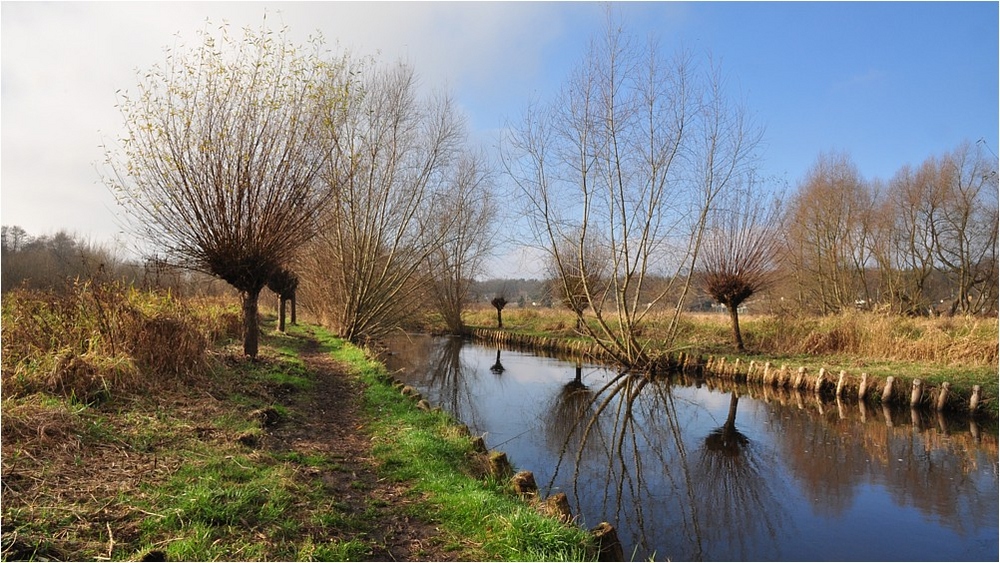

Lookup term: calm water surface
[382,335,999,562]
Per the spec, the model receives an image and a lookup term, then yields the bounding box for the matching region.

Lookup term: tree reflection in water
[420,336,488,432]
[691,390,788,560]
[548,376,789,560]
[490,348,505,374]
[703,391,748,454]
[543,363,602,478]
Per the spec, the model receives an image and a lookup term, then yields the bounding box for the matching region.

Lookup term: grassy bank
[1,285,591,561]
[306,325,593,560]
[463,306,999,417]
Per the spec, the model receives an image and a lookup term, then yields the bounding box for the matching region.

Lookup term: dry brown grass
[465,305,998,368]
[743,310,998,367]
[1,281,241,401]
[0,281,249,560]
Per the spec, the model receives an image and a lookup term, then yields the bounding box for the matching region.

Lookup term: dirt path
[263,337,455,560]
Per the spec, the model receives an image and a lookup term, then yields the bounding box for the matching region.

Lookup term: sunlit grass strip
[314,326,594,561]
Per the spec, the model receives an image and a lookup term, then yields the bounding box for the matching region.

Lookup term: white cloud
[1,1,596,245]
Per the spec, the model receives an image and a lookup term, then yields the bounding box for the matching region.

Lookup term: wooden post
[779,365,789,387]
[935,382,950,411]
[543,492,573,522]
[969,384,982,413]
[910,379,923,407]
[590,522,625,562]
[733,358,742,377]
[836,370,847,399]
[858,372,869,401]
[511,470,538,497]
[488,450,514,479]
[471,435,487,453]
[814,367,827,395]
[794,367,807,390]
[881,376,894,404]
[763,361,772,385]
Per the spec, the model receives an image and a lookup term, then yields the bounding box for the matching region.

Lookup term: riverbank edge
[468,327,998,421]
[306,325,608,561]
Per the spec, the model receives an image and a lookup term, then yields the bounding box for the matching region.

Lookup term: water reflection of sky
[385,336,999,562]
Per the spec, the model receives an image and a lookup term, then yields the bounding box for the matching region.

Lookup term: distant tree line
[1,226,113,291]
[1,226,233,297]
[781,143,997,317]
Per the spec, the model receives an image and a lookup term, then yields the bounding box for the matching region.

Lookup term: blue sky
[2,2,997,277]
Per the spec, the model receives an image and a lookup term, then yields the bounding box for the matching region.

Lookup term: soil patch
[263,337,457,561]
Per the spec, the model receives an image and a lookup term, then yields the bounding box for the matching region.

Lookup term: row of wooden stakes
[470,328,987,416]
[690,354,984,415]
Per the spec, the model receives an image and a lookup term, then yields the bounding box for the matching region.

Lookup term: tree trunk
[727,303,745,352]
[290,294,297,325]
[724,391,739,434]
[278,296,287,332]
[496,307,503,329]
[242,287,262,358]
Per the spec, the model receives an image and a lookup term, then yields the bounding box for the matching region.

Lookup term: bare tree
[105,22,343,357]
[298,61,466,343]
[267,267,299,333]
[490,295,508,329]
[424,149,498,335]
[547,228,609,331]
[783,153,877,314]
[700,176,784,351]
[502,11,761,371]
[874,161,942,314]
[930,141,998,314]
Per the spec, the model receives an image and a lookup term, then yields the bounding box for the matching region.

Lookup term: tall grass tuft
[1,281,240,401]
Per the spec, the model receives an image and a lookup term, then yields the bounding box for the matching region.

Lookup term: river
[381,335,999,561]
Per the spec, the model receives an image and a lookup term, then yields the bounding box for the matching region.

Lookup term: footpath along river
[381,335,998,562]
